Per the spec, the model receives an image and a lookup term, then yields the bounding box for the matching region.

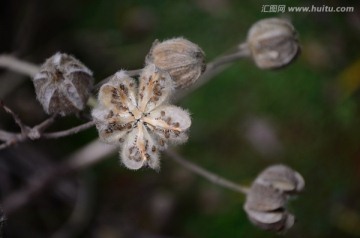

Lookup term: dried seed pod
[91,67,191,170]
[33,52,94,116]
[244,183,285,212]
[255,164,305,193]
[244,164,304,232]
[145,37,206,89]
[247,18,300,69]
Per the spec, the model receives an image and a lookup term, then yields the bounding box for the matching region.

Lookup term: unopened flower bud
[145,37,206,89]
[247,18,300,69]
[33,52,94,116]
[244,164,304,232]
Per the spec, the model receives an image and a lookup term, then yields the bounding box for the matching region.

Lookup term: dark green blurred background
[1,0,360,237]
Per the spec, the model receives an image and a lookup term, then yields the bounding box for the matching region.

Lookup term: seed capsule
[244,164,304,232]
[247,18,300,69]
[33,52,94,116]
[145,37,206,89]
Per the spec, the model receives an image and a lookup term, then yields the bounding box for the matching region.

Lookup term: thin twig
[0,141,15,150]
[0,101,30,148]
[42,121,96,139]
[174,43,250,101]
[28,115,57,140]
[0,130,17,142]
[0,54,39,77]
[207,43,250,71]
[165,149,249,194]
[33,115,57,131]
[0,100,29,134]
[0,101,94,148]
[0,120,95,150]
[0,129,23,150]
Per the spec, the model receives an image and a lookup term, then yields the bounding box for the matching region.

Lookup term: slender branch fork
[0,43,251,214]
[0,101,96,149]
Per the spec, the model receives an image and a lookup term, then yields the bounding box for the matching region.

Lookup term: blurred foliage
[1,0,360,237]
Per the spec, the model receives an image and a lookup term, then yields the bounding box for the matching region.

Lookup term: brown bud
[247,18,300,69]
[244,164,304,232]
[145,37,206,89]
[33,52,94,116]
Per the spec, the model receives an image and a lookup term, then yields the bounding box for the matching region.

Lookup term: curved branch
[165,149,249,194]
[42,121,96,139]
[0,140,16,150]
[0,100,29,134]
[0,100,95,149]
[174,44,250,101]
